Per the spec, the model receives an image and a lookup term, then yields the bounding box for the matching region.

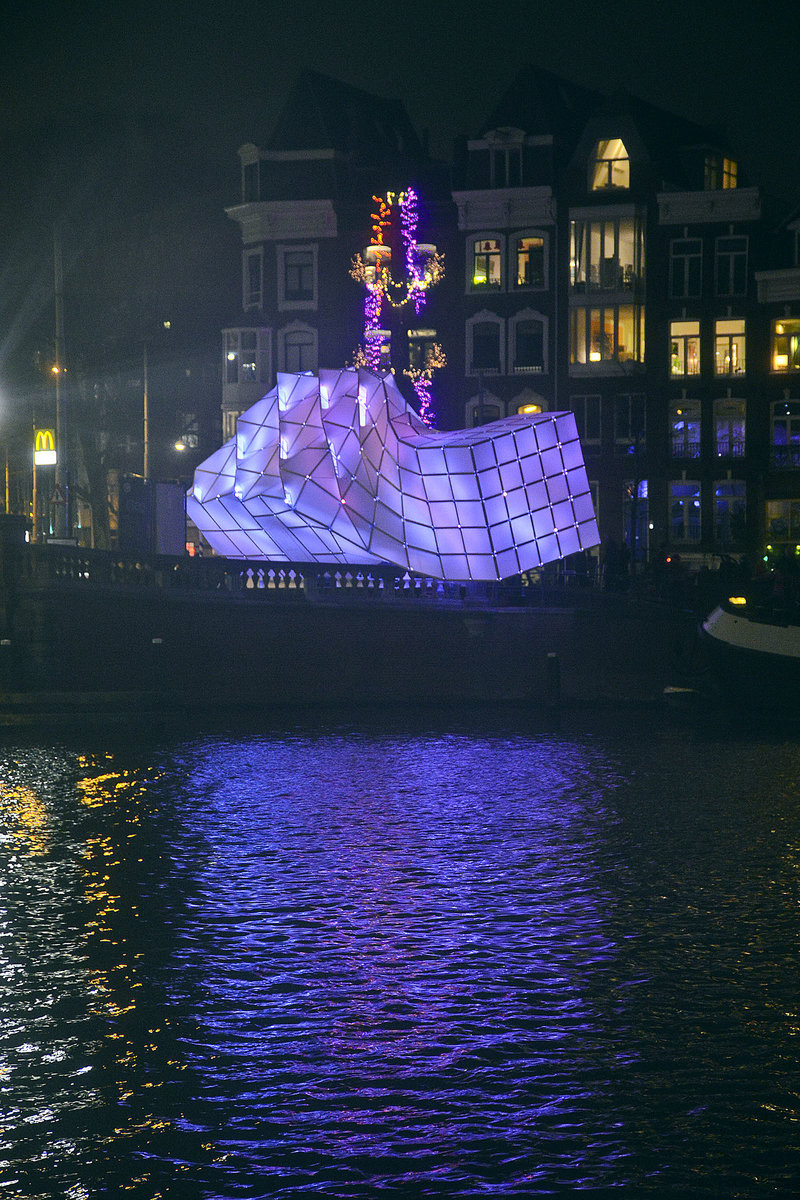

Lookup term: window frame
[715,235,748,297]
[243,249,264,311]
[468,233,505,292]
[570,303,645,368]
[570,394,602,448]
[714,480,746,544]
[670,479,702,543]
[714,398,746,458]
[771,319,800,372]
[614,393,646,453]
[512,230,547,290]
[223,327,272,388]
[569,214,644,294]
[467,311,504,376]
[669,238,702,299]
[670,400,701,459]
[714,318,746,376]
[277,243,319,311]
[510,309,547,375]
[278,321,318,374]
[670,319,701,377]
[590,139,630,191]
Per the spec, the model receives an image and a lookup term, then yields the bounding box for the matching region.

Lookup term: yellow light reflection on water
[0,783,50,856]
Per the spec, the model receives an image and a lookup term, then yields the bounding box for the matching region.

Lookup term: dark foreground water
[1,707,799,1199]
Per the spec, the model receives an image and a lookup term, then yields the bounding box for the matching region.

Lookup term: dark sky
[2,0,798,201]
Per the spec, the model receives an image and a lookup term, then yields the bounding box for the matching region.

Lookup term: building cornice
[657,187,761,225]
[226,200,338,244]
[452,188,556,231]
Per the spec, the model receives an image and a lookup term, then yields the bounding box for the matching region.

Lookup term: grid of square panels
[187,369,599,580]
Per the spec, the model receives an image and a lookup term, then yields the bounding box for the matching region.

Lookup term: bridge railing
[9,541,601,609]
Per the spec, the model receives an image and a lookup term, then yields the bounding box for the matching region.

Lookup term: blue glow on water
[1,712,799,1197]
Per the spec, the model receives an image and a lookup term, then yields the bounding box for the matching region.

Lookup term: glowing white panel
[189,369,599,580]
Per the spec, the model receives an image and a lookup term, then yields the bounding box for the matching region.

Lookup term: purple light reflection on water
[2,715,800,1198]
[164,732,626,1195]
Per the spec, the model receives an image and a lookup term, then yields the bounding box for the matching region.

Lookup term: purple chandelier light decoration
[350,188,445,426]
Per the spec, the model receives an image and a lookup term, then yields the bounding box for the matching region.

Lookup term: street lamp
[143,320,171,481]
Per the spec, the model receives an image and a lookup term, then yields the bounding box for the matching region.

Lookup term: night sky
[1,0,797,419]
[2,0,797,198]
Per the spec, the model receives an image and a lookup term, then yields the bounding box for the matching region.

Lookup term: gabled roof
[267,71,426,161]
[480,64,601,143]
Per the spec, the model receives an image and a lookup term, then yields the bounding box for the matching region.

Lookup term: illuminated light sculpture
[188,369,599,581]
[350,188,445,425]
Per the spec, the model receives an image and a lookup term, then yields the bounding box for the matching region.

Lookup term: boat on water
[701,595,800,710]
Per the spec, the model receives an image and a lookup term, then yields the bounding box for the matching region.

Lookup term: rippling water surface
[1,707,799,1198]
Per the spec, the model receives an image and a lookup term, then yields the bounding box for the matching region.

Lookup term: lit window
[225,331,240,384]
[715,398,745,457]
[590,139,630,191]
[766,499,800,552]
[515,235,545,288]
[241,331,257,380]
[224,328,271,388]
[570,305,645,366]
[570,217,643,292]
[705,154,738,190]
[715,481,746,544]
[407,329,437,372]
[714,319,745,375]
[670,321,700,376]
[670,238,702,298]
[670,401,701,458]
[472,238,502,288]
[671,480,701,542]
[715,236,748,296]
[771,319,800,371]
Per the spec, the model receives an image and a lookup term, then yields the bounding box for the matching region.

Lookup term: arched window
[510,310,547,375]
[468,234,504,290]
[279,322,317,374]
[467,312,504,375]
[591,139,630,191]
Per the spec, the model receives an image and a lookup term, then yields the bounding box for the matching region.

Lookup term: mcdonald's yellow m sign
[34,429,57,467]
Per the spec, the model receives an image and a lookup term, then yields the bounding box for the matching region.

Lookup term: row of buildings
[213,67,800,575]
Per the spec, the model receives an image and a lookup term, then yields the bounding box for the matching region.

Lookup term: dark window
[284,251,314,301]
[715,236,748,296]
[515,320,544,371]
[472,322,501,371]
[670,238,702,298]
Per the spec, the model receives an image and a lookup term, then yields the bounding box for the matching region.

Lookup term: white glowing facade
[188,370,599,580]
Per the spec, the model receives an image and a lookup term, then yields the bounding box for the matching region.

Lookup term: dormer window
[705,154,738,190]
[591,139,630,191]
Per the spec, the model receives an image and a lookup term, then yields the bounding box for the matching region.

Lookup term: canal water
[1,706,798,1198]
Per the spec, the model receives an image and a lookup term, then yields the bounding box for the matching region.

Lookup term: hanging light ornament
[349,188,445,424]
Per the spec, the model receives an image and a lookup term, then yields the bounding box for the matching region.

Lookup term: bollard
[546,651,561,709]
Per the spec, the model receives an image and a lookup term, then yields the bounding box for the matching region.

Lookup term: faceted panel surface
[187,370,600,580]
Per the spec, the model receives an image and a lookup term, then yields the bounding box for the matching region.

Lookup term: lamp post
[143,341,149,480]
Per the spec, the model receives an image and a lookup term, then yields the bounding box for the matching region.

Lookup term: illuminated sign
[34,429,57,467]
